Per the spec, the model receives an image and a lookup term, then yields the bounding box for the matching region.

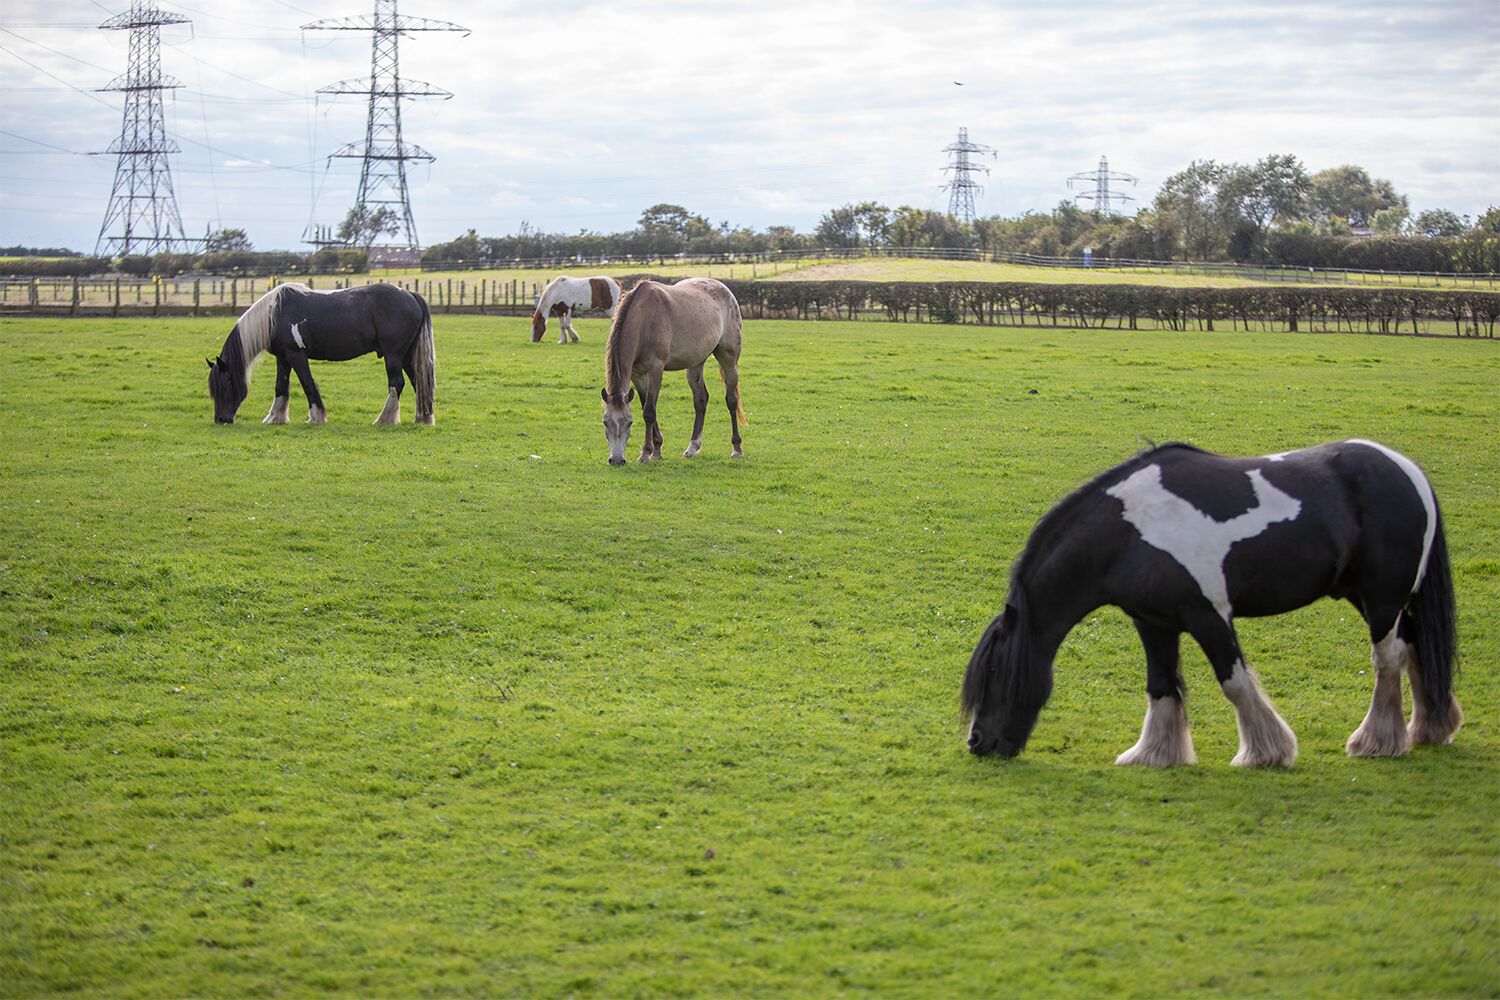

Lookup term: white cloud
[1,0,1496,250]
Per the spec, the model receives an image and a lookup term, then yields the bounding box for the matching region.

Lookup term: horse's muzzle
[608,456,626,466]
[215,416,234,424]
[968,733,1018,758]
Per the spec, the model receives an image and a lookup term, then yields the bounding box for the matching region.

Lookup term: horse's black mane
[210,325,248,404]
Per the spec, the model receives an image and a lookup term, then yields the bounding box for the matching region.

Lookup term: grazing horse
[600,278,745,465]
[207,282,435,426]
[962,440,1460,767]
[531,275,621,344]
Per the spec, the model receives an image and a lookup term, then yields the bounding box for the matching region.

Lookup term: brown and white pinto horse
[531,275,621,343]
[600,278,745,465]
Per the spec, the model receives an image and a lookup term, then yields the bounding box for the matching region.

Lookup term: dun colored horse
[600,278,745,465]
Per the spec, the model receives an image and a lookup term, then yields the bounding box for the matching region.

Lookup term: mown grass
[1,314,1496,997]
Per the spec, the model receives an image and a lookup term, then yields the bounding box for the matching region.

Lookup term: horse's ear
[625,387,635,402]
[601,387,609,402]
[206,357,216,368]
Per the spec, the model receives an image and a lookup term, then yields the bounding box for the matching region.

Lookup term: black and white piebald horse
[207,282,435,425]
[962,440,1460,768]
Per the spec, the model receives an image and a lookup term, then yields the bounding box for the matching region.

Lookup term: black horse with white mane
[207,282,434,425]
[963,439,1459,767]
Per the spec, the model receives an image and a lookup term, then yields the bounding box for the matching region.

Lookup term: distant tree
[204,228,253,253]
[815,205,861,248]
[1220,155,1311,232]
[1412,209,1466,238]
[336,205,400,250]
[1310,166,1406,229]
[422,228,482,263]
[1153,160,1233,259]
[1453,205,1500,272]
[1370,205,1410,235]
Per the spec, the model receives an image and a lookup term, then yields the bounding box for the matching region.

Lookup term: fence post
[231,278,238,313]
[70,275,79,316]
[193,278,201,316]
[29,278,38,310]
[154,277,161,316]
[447,278,453,313]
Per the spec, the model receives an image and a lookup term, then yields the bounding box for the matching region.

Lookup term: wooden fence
[0,275,548,318]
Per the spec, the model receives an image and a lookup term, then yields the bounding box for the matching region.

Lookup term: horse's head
[530,310,546,342]
[601,386,634,465]
[962,595,1052,758]
[206,353,246,424]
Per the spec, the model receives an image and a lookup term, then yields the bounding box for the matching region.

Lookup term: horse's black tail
[1407,501,1459,738]
[410,293,436,424]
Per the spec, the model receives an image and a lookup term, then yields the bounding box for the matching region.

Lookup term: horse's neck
[1018,524,1107,647]
[540,279,573,312]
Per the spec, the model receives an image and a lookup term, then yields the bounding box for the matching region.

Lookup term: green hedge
[616,276,1498,338]
[0,257,112,277]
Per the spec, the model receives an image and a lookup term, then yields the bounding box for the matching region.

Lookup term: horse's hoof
[683,445,701,458]
[416,415,435,426]
[308,407,327,425]
[730,449,744,458]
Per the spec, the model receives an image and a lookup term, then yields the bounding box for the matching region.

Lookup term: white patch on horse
[1346,439,1436,594]
[290,321,305,350]
[1106,463,1302,620]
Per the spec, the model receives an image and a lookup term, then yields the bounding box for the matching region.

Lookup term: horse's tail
[1407,500,1459,736]
[410,292,436,424]
[718,368,747,426]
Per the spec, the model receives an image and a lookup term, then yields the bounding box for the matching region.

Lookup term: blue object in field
[1083,247,1093,268]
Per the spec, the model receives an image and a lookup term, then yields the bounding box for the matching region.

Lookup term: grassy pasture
[1,314,1497,997]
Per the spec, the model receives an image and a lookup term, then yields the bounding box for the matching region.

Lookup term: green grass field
[2,314,1497,996]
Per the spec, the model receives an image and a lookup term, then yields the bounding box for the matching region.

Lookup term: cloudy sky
[2,0,1497,252]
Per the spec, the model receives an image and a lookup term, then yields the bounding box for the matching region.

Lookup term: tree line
[422,157,1498,274]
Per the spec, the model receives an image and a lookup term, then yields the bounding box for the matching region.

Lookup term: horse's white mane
[236,282,311,382]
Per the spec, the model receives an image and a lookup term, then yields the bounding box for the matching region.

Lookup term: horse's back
[1128,441,1430,617]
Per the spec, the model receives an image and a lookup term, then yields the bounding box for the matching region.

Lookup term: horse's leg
[375,352,404,425]
[683,364,709,458]
[1188,612,1297,767]
[1347,614,1413,757]
[288,352,327,424]
[565,310,580,343]
[558,309,570,344]
[633,373,658,462]
[263,356,291,424]
[647,370,664,460]
[715,354,743,458]
[1116,618,1196,766]
[1407,653,1463,746]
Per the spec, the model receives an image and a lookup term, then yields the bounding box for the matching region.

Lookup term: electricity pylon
[1067,154,1138,215]
[303,0,468,251]
[94,0,192,256]
[941,127,995,225]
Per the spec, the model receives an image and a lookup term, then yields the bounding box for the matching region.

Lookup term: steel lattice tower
[304,0,468,251]
[1067,155,1138,215]
[94,0,191,256]
[941,127,994,225]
